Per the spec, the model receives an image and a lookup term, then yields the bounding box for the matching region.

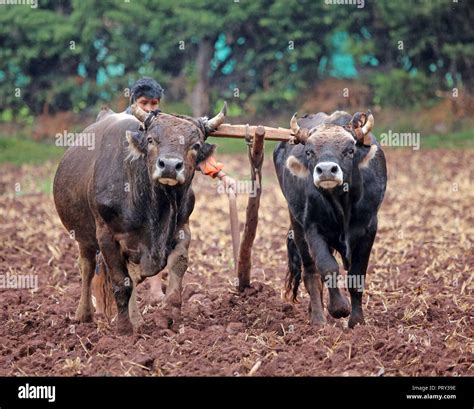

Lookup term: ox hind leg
[97,224,133,335]
[289,215,325,325]
[159,224,191,329]
[348,225,376,328]
[75,243,98,322]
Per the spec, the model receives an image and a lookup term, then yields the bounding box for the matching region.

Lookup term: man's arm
[198,156,237,193]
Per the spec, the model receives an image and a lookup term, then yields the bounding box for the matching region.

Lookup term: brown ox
[53,103,226,334]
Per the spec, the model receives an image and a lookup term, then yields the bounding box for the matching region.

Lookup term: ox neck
[124,160,187,267]
[317,185,353,266]
[148,185,180,254]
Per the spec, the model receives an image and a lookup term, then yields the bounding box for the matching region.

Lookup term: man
[124,77,163,114]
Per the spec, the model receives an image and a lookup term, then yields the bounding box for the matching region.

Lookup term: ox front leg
[159,224,191,330]
[290,216,325,325]
[348,227,376,329]
[306,227,350,320]
[303,272,326,325]
[128,263,145,331]
[147,271,165,305]
[97,225,133,335]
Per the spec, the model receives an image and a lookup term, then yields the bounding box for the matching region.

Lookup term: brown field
[0,148,473,376]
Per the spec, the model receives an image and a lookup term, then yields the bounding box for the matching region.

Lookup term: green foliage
[421,129,474,149]
[364,1,473,91]
[0,0,472,120]
[370,69,436,108]
[206,136,278,155]
[0,136,64,165]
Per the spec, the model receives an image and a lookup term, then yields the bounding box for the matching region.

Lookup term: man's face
[136,96,160,113]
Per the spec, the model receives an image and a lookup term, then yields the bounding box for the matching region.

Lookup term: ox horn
[131,103,149,123]
[361,110,374,135]
[289,112,309,144]
[205,101,227,133]
[351,110,374,145]
[290,112,300,135]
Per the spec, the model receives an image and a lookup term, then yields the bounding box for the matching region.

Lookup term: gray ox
[273,110,387,328]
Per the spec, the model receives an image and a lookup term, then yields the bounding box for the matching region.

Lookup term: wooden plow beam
[208,124,293,292]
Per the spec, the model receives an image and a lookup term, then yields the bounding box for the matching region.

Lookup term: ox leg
[97,225,133,335]
[290,216,325,325]
[303,273,326,325]
[159,224,190,329]
[147,271,165,305]
[306,226,351,320]
[348,226,376,329]
[128,263,145,331]
[75,243,97,322]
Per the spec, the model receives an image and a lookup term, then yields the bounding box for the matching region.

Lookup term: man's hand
[217,172,237,195]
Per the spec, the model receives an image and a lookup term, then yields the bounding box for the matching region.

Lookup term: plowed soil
[0,148,472,376]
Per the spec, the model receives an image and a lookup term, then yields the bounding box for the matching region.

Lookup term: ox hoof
[309,310,326,326]
[156,303,181,331]
[310,315,327,326]
[130,314,145,331]
[116,317,134,335]
[155,315,174,331]
[116,323,134,335]
[147,291,165,306]
[75,306,93,323]
[348,312,365,329]
[328,295,351,319]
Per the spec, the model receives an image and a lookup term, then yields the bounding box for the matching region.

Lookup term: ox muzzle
[153,155,186,186]
[313,161,343,189]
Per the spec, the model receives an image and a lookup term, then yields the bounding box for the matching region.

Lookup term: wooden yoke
[210,124,292,142]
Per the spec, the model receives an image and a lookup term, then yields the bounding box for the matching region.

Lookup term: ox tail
[91,252,116,321]
[285,228,302,302]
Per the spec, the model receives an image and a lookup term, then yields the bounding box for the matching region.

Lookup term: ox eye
[347,148,354,156]
[305,149,313,158]
[192,142,201,150]
[147,136,153,144]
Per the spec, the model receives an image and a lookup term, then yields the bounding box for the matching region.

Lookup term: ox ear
[125,130,147,160]
[286,155,309,178]
[196,142,217,165]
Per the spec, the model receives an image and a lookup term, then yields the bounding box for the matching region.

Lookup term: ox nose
[313,161,343,189]
[316,162,340,177]
[157,157,184,172]
[154,156,186,185]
